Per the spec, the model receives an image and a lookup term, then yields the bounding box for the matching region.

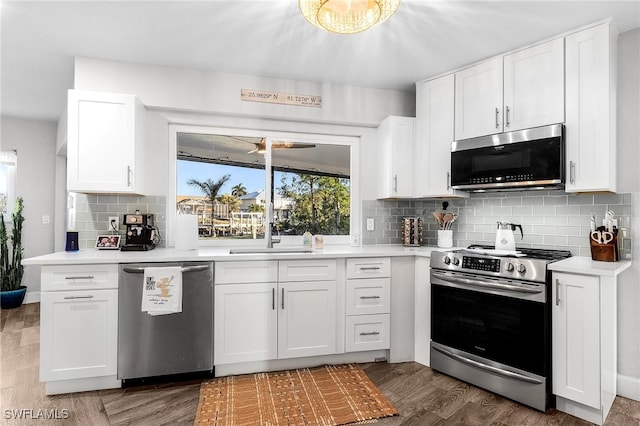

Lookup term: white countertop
[548,256,632,277]
[22,244,446,266]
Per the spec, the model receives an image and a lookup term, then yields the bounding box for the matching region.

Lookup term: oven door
[430,269,548,376]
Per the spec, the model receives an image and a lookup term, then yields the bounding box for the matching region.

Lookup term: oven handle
[432,271,542,294]
[432,344,543,384]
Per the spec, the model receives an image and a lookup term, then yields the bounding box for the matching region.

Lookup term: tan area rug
[195,364,398,426]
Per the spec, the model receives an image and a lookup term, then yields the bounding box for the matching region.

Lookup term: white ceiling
[2,0,639,122]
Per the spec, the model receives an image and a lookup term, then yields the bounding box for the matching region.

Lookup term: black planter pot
[1,286,27,309]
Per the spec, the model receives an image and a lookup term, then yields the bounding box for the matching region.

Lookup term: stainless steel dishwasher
[118,262,213,381]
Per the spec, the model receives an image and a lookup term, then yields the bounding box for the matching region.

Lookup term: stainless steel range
[429,244,571,412]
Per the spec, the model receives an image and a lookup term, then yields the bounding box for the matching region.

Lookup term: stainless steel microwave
[450,124,564,191]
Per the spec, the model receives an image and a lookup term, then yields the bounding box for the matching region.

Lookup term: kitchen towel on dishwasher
[141,266,183,316]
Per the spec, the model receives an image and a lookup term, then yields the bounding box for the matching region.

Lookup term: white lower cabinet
[214,282,278,364]
[345,258,391,353]
[552,271,617,425]
[214,260,337,365]
[40,264,119,394]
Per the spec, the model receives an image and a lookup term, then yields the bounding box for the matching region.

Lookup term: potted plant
[1,197,26,309]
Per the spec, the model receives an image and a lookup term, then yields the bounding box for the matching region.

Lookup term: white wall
[616,28,640,400]
[1,116,57,301]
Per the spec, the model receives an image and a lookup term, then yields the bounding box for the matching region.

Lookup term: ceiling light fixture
[299,0,400,34]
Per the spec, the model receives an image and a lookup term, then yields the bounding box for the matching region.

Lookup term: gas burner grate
[467,244,572,262]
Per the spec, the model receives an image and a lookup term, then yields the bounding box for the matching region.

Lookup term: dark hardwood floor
[2,303,639,425]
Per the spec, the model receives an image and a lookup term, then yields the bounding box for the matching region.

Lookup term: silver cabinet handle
[555,279,561,306]
[281,288,285,310]
[272,288,275,310]
[359,331,381,336]
[359,266,381,271]
[360,295,381,300]
[64,295,94,300]
[495,107,500,128]
[127,165,132,187]
[505,106,510,127]
[569,161,576,184]
[65,275,94,280]
[393,175,398,193]
[447,171,451,190]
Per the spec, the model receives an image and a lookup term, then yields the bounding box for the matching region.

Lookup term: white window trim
[167,124,360,248]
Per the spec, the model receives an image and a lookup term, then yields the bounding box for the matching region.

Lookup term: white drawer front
[215,261,278,284]
[279,259,337,282]
[346,258,390,279]
[346,278,390,315]
[345,314,390,352]
[41,264,118,291]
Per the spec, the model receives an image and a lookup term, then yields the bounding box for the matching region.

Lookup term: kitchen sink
[229,247,314,254]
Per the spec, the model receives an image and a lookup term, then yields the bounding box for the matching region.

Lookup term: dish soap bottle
[302,231,313,248]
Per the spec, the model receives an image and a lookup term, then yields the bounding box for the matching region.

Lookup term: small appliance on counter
[402,217,423,247]
[121,212,158,251]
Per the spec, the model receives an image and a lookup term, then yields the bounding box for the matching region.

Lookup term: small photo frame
[96,235,121,250]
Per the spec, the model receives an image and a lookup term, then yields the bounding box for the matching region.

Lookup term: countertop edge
[22,245,447,266]
[548,257,632,277]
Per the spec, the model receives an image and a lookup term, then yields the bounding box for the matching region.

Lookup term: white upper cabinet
[454,57,504,140]
[564,22,617,193]
[415,74,467,198]
[67,90,145,194]
[377,116,415,199]
[454,38,564,140]
[503,38,565,131]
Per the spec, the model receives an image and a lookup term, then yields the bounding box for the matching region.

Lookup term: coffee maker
[120,212,158,251]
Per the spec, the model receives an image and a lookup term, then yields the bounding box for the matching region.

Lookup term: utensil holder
[590,227,619,262]
[402,217,423,247]
[437,230,453,248]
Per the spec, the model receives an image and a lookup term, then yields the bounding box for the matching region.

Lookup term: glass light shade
[299,0,400,34]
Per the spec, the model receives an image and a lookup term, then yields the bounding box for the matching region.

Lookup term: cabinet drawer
[346,257,390,279]
[279,259,337,282]
[345,314,390,352]
[346,278,390,315]
[41,264,118,291]
[215,261,278,284]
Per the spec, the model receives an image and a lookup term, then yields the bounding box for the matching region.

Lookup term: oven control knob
[505,262,515,272]
[517,263,527,273]
[452,257,460,266]
[443,256,451,265]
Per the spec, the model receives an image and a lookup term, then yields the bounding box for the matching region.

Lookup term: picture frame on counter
[96,235,120,250]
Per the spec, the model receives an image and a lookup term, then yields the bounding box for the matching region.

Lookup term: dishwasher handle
[122,265,210,274]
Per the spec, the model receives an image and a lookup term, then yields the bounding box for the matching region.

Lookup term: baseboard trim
[24,291,40,304]
[618,373,640,401]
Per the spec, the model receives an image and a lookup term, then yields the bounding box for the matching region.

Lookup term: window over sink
[167,125,359,247]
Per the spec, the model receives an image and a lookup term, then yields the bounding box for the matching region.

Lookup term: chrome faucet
[266,222,281,248]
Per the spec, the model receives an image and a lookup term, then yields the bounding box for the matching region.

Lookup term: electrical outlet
[108,216,119,231]
[366,217,375,231]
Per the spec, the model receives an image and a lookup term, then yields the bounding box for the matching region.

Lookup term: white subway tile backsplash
[363,189,632,256]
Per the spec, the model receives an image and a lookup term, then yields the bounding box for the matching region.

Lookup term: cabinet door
[40,289,117,381]
[67,90,143,194]
[377,116,415,198]
[565,23,616,193]
[214,283,278,364]
[503,38,564,131]
[552,272,600,409]
[415,75,467,197]
[454,57,504,140]
[278,280,337,359]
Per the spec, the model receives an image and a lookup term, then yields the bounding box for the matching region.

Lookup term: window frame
[167,124,360,248]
